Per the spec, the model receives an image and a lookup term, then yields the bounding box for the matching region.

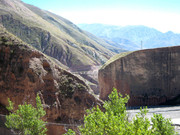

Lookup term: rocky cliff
[99,47,180,106]
[0,32,101,128]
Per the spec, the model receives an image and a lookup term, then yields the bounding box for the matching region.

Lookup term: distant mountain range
[78,24,180,51]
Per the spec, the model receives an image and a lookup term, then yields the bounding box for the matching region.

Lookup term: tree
[5,94,47,135]
[65,88,177,135]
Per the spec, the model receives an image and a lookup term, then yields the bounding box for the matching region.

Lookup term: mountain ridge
[78,23,180,50]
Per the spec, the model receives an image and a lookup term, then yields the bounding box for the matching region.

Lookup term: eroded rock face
[99,47,180,106]
[0,43,101,124]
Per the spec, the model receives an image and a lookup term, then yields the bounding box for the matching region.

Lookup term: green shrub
[151,113,176,135]
[5,94,47,135]
[64,88,177,135]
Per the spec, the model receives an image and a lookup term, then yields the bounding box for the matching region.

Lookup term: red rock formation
[0,36,102,134]
[99,47,180,106]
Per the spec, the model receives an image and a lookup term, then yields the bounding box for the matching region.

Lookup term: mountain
[0,27,102,134]
[144,31,180,48]
[77,23,122,38]
[78,24,180,50]
[0,0,122,73]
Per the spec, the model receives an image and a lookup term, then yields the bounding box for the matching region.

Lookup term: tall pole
[141,41,143,50]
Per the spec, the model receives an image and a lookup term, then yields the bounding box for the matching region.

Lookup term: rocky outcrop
[0,36,101,126]
[99,47,180,106]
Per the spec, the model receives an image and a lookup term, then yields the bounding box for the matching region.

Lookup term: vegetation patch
[59,76,76,98]
[5,94,47,135]
[65,88,177,135]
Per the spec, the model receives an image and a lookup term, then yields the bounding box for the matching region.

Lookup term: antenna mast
[141,41,143,50]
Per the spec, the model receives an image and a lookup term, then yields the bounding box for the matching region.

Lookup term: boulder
[99,47,180,106]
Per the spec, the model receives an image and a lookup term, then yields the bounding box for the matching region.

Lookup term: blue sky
[22,0,180,33]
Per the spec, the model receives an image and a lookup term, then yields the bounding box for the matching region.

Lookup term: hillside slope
[0,28,102,134]
[0,0,119,72]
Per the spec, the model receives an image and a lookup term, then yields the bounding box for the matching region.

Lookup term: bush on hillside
[5,94,47,135]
